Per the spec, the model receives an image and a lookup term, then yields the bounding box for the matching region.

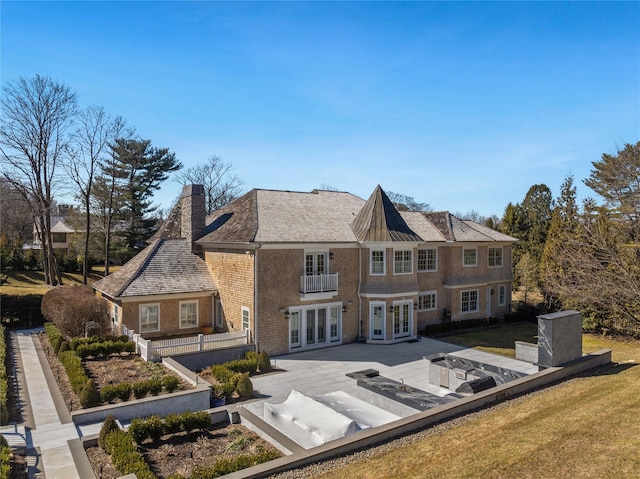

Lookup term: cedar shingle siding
[94,184,517,356]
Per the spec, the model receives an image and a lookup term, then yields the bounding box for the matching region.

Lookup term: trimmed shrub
[162,413,182,436]
[163,375,180,393]
[80,380,101,408]
[225,358,258,375]
[132,381,149,399]
[115,382,132,402]
[0,325,8,425]
[235,373,253,399]
[100,385,119,404]
[52,335,63,355]
[58,350,90,395]
[147,378,163,396]
[181,411,210,433]
[0,444,10,479]
[99,415,119,450]
[145,415,165,442]
[257,351,271,373]
[102,429,155,479]
[210,364,234,383]
[190,450,281,478]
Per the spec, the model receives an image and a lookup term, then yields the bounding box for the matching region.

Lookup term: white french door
[370,303,385,340]
[289,303,341,351]
[392,301,412,339]
[305,252,327,276]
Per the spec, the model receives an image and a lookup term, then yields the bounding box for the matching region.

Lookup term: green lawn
[319,325,640,479]
[0,268,117,296]
[439,321,539,357]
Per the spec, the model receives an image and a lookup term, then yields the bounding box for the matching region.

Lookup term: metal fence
[121,326,250,361]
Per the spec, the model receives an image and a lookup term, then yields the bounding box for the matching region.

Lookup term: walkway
[2,329,95,479]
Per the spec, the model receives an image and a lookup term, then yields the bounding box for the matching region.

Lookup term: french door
[370,303,385,340]
[290,304,341,350]
[392,302,412,339]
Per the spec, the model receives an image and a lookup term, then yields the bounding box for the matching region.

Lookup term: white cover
[313,390,401,429]
[263,389,358,449]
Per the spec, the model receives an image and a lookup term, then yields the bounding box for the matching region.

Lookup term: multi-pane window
[140,304,159,332]
[488,247,503,267]
[371,250,385,275]
[242,306,250,331]
[461,290,479,313]
[394,250,413,274]
[418,292,437,311]
[393,303,411,337]
[52,233,66,243]
[417,249,437,271]
[180,301,198,328]
[330,306,340,341]
[498,285,506,306]
[463,248,477,266]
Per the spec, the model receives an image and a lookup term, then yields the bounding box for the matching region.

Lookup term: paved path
[7,329,87,479]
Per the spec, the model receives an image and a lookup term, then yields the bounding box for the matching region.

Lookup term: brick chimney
[181,184,206,245]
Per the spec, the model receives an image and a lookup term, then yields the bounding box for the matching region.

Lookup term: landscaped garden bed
[86,412,282,479]
[40,323,192,412]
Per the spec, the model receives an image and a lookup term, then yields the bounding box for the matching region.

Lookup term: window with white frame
[179,301,198,328]
[418,291,437,311]
[112,305,119,326]
[417,248,437,271]
[488,247,503,267]
[394,250,413,274]
[498,285,506,306]
[139,304,159,333]
[371,250,385,275]
[242,307,250,331]
[463,248,477,267]
[461,290,479,313]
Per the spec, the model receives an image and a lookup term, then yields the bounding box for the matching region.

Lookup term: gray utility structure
[537,310,583,367]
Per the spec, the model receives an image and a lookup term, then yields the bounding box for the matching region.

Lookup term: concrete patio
[246,336,540,418]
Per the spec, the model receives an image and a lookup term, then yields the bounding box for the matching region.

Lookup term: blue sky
[2,1,639,218]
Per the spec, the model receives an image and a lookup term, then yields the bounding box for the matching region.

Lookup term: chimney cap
[181,184,205,197]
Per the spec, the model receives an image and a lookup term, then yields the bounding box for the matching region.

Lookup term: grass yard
[318,326,640,479]
[0,267,119,296]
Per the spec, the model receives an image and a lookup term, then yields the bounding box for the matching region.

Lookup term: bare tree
[386,191,431,212]
[0,75,77,285]
[66,106,125,283]
[175,156,243,214]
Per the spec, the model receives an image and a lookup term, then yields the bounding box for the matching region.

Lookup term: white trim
[179,300,199,329]
[287,301,343,352]
[391,300,413,339]
[119,291,216,303]
[360,291,420,298]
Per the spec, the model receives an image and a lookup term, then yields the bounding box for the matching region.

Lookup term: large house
[93,184,517,356]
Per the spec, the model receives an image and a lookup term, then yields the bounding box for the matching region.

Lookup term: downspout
[254,246,258,350]
[357,243,363,341]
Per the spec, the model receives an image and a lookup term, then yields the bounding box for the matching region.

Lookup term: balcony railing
[300,273,339,294]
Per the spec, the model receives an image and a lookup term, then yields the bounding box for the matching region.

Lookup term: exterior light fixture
[342,305,347,313]
[284,310,290,320]
[389,305,395,313]
[414,303,419,310]
[329,252,335,259]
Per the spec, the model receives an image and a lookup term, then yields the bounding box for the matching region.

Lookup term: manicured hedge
[208,351,266,401]
[189,450,281,478]
[0,443,11,479]
[0,325,8,425]
[102,429,156,479]
[129,411,211,444]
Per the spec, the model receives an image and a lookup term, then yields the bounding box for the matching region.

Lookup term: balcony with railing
[300,273,339,294]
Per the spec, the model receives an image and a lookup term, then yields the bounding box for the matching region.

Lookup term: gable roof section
[198,189,365,244]
[351,185,422,242]
[93,239,217,298]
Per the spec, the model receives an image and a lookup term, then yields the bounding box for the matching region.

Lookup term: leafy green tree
[584,141,640,242]
[109,138,182,254]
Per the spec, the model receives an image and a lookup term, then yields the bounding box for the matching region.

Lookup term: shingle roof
[351,186,422,242]
[93,239,217,298]
[422,212,518,242]
[198,189,365,244]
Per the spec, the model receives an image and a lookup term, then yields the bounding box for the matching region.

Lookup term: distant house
[93,185,517,356]
[24,205,80,254]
